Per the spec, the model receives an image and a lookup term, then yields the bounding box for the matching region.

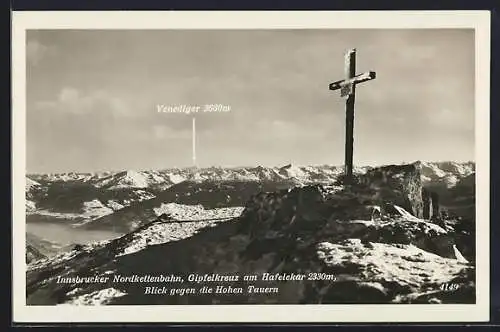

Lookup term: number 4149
[440,283,460,291]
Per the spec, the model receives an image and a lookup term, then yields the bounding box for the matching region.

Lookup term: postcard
[12,10,491,323]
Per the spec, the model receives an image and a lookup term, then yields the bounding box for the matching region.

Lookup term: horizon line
[26,159,476,176]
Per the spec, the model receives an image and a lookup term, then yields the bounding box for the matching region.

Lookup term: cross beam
[329,71,376,92]
[329,48,376,183]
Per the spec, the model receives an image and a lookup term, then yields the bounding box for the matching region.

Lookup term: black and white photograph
[12,11,490,323]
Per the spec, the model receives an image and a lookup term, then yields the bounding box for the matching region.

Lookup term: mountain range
[26,161,474,225]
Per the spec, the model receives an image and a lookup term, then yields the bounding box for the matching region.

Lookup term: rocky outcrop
[238,181,456,260]
[357,163,424,218]
[431,191,440,220]
[422,188,441,220]
[422,188,432,219]
[26,244,46,264]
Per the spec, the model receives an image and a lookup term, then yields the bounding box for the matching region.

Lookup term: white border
[12,10,491,323]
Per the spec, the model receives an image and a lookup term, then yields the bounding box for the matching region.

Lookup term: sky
[26,29,475,173]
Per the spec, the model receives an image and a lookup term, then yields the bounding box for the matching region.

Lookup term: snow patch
[317,240,465,288]
[110,170,149,189]
[444,175,459,188]
[168,173,186,184]
[107,200,125,211]
[66,287,82,296]
[392,205,447,234]
[154,203,204,218]
[81,199,114,219]
[153,203,244,221]
[280,164,307,179]
[453,245,469,263]
[393,205,421,222]
[26,178,41,191]
[64,287,127,305]
[26,200,37,212]
[134,190,156,201]
[421,175,432,183]
[118,204,244,256]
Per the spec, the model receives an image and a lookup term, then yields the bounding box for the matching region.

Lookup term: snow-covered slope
[29,172,98,183]
[26,178,41,192]
[91,170,177,190]
[419,161,475,188]
[27,162,473,191]
[26,178,43,213]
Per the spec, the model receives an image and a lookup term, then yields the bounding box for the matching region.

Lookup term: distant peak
[280,163,293,170]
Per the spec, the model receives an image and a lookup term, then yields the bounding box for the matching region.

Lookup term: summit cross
[329,48,376,183]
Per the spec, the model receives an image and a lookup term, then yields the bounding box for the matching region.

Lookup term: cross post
[329,48,376,183]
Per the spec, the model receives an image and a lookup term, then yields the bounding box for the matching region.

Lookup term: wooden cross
[329,48,376,183]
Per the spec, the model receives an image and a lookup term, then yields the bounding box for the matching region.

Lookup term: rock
[431,191,440,221]
[26,244,46,264]
[237,184,329,239]
[422,188,432,219]
[421,187,442,222]
[358,163,424,218]
[237,164,457,259]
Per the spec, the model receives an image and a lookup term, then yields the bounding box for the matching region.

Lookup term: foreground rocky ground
[26,162,475,305]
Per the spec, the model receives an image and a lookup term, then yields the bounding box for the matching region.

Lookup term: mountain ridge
[26,161,475,224]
